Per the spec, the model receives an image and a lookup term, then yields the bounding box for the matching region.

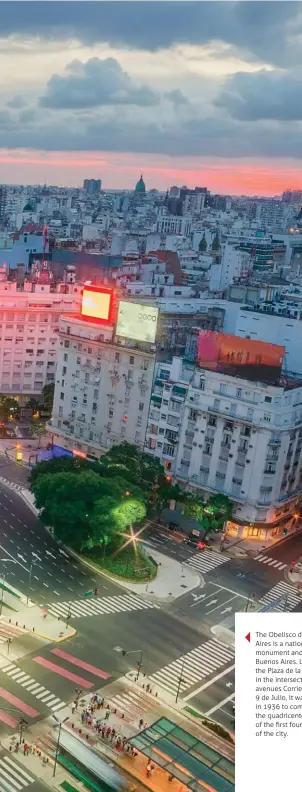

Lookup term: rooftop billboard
[197,331,285,384]
[81,286,113,324]
[116,301,159,343]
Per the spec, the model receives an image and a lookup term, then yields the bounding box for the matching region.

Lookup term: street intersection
[0,474,301,752]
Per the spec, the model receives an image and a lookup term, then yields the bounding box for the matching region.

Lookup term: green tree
[0,396,20,421]
[29,455,101,486]
[42,382,55,414]
[184,497,205,525]
[204,494,233,531]
[32,470,107,549]
[199,234,207,252]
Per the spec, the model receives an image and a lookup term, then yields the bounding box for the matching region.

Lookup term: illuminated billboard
[197,331,285,384]
[81,286,113,324]
[116,301,159,343]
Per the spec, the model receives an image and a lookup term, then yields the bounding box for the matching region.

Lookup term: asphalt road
[188,666,235,729]
[0,482,123,603]
[0,747,50,792]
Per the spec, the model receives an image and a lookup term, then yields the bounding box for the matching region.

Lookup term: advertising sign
[197,330,284,384]
[81,285,113,324]
[116,301,159,343]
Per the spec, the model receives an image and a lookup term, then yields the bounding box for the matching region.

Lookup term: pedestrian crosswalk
[254,554,287,571]
[0,752,35,791]
[0,622,27,646]
[148,639,235,698]
[0,663,66,712]
[187,549,230,575]
[106,687,155,724]
[259,581,302,612]
[46,592,159,620]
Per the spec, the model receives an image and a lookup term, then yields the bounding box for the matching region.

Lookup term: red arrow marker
[245,632,251,643]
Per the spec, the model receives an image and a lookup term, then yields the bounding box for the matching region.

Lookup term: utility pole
[52,715,68,777]
[175,656,185,704]
[19,716,28,745]
[0,573,5,616]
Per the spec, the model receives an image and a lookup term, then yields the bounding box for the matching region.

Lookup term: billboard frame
[81,285,114,326]
[116,300,159,344]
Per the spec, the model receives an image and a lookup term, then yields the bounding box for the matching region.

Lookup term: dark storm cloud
[216,70,302,121]
[2,103,302,161]
[1,1,302,67]
[40,57,161,109]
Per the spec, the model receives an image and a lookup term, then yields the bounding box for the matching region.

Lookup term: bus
[57,728,130,792]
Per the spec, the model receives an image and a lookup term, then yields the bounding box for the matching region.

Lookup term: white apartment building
[174,368,302,540]
[209,243,251,293]
[49,315,156,458]
[156,215,192,236]
[0,282,81,397]
[235,307,302,376]
[145,357,190,470]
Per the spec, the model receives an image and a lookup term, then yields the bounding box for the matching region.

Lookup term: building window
[129,356,134,365]
[64,341,69,348]
[85,373,89,383]
[161,414,167,420]
[93,389,99,399]
[159,369,170,380]
[139,402,144,411]
[199,378,205,390]
[59,406,63,417]
[115,352,120,363]
[159,427,165,435]
[263,413,271,422]
[62,366,67,375]
[77,356,81,364]
[265,396,272,403]
[109,408,114,418]
[88,347,92,354]
[76,370,80,378]
[60,392,64,400]
[236,388,242,398]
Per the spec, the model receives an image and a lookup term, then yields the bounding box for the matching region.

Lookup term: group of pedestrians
[78,695,139,758]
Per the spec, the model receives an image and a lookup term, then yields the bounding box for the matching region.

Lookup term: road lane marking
[206,596,237,614]
[51,648,111,679]
[33,656,94,687]
[205,692,235,716]
[210,582,250,600]
[183,663,235,701]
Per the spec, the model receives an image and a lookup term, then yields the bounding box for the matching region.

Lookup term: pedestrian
[111,728,116,740]
[101,727,106,738]
[105,708,110,720]
[71,703,76,715]
[139,718,144,729]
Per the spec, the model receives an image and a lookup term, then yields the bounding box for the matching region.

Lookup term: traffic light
[94,588,99,596]
[283,528,288,535]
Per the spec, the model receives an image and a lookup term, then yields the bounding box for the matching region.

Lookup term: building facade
[0,282,81,397]
[174,368,302,540]
[49,315,156,458]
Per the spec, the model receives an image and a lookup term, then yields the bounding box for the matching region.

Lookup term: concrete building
[145,357,189,471]
[174,367,302,540]
[156,214,192,236]
[83,179,102,196]
[209,243,251,293]
[235,305,302,376]
[49,314,156,458]
[0,280,81,397]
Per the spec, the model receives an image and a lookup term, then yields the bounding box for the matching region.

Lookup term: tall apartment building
[0,281,81,397]
[49,315,156,458]
[83,179,102,196]
[144,355,302,541]
[0,185,7,223]
[175,368,302,541]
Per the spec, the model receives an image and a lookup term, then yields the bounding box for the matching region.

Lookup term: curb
[32,627,77,643]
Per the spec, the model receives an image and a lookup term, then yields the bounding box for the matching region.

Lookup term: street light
[0,560,17,616]
[121,648,143,680]
[52,714,68,777]
[175,656,186,704]
[0,707,28,744]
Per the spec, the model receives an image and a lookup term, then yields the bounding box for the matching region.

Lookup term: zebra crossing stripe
[47,593,159,620]
[254,554,288,570]
[148,639,234,695]
[0,754,35,789]
[0,663,66,712]
[259,581,302,611]
[187,549,229,575]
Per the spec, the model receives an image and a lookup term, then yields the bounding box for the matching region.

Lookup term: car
[168,522,181,532]
[184,531,206,549]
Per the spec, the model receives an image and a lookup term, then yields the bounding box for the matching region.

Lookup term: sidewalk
[0,606,76,645]
[285,557,302,587]
[122,546,201,602]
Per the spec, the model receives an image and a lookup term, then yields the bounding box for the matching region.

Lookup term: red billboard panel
[197,331,285,384]
[81,285,114,325]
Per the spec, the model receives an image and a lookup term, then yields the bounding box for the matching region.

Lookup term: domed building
[135,175,146,193]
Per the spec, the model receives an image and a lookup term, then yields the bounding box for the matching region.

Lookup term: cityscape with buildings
[0,2,302,792]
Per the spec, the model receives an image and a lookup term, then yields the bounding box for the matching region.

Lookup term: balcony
[185,429,194,439]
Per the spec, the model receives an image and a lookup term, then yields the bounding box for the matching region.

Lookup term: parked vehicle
[184,530,206,550]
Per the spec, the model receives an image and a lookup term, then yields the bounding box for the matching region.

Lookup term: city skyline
[1,1,302,193]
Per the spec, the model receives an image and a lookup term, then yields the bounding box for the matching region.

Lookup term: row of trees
[30,443,233,556]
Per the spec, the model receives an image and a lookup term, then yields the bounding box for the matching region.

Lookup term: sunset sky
[1,1,302,195]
